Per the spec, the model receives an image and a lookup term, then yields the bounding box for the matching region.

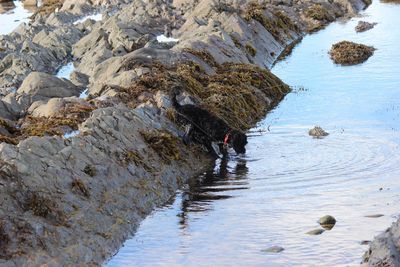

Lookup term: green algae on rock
[329,41,376,65]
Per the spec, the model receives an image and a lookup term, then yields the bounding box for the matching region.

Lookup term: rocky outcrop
[355,21,377,33]
[363,220,400,266]
[0,0,371,265]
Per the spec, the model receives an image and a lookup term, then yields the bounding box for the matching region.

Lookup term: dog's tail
[170,86,182,110]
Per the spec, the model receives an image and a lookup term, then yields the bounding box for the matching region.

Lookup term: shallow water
[0,1,35,35]
[109,1,400,266]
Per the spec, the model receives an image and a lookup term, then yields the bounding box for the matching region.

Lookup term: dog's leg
[182,124,192,145]
[210,142,223,158]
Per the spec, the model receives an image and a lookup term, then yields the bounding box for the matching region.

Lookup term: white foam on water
[0,1,33,35]
[79,88,89,99]
[56,62,74,80]
[63,130,80,139]
[156,34,179,43]
[73,13,102,25]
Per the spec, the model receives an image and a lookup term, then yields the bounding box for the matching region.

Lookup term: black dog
[171,90,247,157]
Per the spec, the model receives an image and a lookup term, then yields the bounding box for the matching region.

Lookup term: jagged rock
[363,220,400,266]
[355,21,377,33]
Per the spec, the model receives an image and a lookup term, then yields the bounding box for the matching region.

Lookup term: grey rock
[306,228,325,235]
[355,21,377,33]
[17,72,82,101]
[262,246,285,253]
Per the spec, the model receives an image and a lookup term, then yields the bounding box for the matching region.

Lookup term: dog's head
[230,130,247,155]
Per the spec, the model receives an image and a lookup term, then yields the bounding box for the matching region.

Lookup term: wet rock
[309,126,329,137]
[365,214,384,218]
[355,21,377,33]
[262,246,285,253]
[306,228,325,235]
[361,240,371,245]
[318,215,336,230]
[363,219,400,266]
[329,41,376,65]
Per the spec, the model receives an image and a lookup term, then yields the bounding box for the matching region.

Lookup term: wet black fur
[171,89,247,156]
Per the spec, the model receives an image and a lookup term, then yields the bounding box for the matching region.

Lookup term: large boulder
[17,72,82,101]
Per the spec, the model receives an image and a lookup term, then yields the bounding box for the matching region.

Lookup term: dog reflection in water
[171,89,248,158]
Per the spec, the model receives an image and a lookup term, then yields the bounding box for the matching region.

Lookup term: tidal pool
[108,1,400,266]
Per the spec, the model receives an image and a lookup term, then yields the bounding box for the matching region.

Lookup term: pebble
[306,229,325,235]
[262,246,285,253]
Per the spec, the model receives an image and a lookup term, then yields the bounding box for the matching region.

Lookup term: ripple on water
[107,0,400,266]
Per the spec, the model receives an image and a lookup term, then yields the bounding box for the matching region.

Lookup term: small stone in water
[309,126,329,138]
[306,229,325,235]
[262,246,285,253]
[360,240,371,245]
[318,215,336,230]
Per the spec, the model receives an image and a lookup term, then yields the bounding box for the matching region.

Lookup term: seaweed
[83,165,97,177]
[0,220,9,249]
[33,0,65,16]
[305,4,334,22]
[71,179,90,198]
[244,3,299,43]
[118,55,289,131]
[23,191,66,225]
[330,41,376,65]
[245,43,257,57]
[0,102,94,144]
[125,150,155,172]
[140,130,181,163]
[183,48,218,67]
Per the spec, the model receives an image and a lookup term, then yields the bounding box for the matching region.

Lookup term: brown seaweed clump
[140,130,181,163]
[0,102,94,145]
[244,3,299,43]
[305,4,334,22]
[119,55,289,131]
[330,41,376,65]
[33,0,65,16]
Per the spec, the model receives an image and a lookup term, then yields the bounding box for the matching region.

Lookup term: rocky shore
[0,0,370,265]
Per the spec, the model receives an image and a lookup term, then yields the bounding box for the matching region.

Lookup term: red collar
[223,132,231,145]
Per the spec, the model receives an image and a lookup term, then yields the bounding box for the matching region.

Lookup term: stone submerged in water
[329,41,376,65]
[262,246,285,253]
[355,21,377,33]
[306,229,325,235]
[318,215,336,230]
[309,126,329,137]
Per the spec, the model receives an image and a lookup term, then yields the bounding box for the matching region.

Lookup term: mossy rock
[120,56,290,131]
[245,43,257,57]
[140,130,181,163]
[244,3,299,43]
[330,41,376,65]
[305,4,334,22]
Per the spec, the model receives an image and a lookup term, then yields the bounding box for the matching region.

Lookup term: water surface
[108,1,400,266]
[0,1,35,35]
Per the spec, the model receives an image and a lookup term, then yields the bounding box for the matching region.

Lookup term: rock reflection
[177,157,249,228]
